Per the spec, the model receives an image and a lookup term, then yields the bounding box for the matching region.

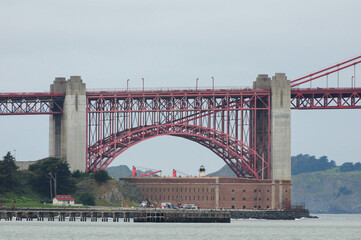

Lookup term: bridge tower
[253,73,291,181]
[49,76,87,172]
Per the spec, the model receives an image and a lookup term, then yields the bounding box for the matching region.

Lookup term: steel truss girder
[86,89,271,179]
[0,92,64,115]
[291,88,361,109]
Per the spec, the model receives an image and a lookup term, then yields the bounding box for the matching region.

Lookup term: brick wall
[122,177,291,210]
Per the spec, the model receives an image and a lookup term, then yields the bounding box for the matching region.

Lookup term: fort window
[254,198,257,201]
[267,198,270,201]
[231,197,235,201]
[267,189,270,192]
[198,196,200,200]
[231,205,235,209]
[285,190,288,192]
[258,206,261,209]
[254,189,257,192]
[207,196,208,201]
[185,188,187,192]
[231,189,235,192]
[185,196,187,200]
[259,190,261,192]
[243,197,246,201]
[202,188,204,192]
[243,190,246,192]
[254,205,257,209]
[267,205,269,209]
[259,198,261,201]
[176,188,178,192]
[243,205,246,209]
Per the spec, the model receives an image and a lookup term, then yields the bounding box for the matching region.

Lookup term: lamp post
[142,78,144,92]
[212,77,214,91]
[127,79,130,91]
[196,78,199,90]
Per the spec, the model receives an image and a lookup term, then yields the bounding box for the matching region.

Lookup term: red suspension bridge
[1,56,360,180]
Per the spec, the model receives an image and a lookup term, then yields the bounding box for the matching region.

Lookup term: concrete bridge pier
[253,73,291,181]
[253,73,291,209]
[49,76,87,172]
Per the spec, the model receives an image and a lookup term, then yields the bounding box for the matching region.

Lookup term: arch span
[87,124,269,179]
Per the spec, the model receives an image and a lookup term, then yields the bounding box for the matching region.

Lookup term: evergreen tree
[29,157,75,198]
[0,152,19,192]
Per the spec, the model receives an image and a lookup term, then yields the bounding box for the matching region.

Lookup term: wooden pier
[0,209,230,223]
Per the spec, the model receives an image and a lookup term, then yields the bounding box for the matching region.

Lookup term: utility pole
[49,169,58,198]
[49,173,53,199]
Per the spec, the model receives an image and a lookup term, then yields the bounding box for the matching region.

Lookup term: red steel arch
[86,89,271,179]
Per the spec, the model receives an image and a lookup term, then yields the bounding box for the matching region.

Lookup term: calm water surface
[0,214,360,240]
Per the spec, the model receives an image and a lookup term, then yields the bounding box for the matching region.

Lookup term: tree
[0,152,19,192]
[340,162,356,172]
[93,170,111,183]
[29,157,75,198]
[79,192,95,205]
[291,154,336,175]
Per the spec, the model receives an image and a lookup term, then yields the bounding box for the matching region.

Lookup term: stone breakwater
[229,209,315,220]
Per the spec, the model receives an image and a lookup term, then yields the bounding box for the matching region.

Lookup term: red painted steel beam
[86,89,271,179]
[291,55,361,87]
[291,88,361,109]
[0,92,65,115]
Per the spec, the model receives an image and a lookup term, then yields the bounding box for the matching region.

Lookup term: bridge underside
[86,89,271,179]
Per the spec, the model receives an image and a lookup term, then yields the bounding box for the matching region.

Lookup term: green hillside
[292,168,361,213]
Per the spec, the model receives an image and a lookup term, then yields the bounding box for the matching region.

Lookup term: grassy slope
[292,168,361,213]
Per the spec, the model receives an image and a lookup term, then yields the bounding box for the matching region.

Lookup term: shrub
[93,170,111,183]
[79,192,95,205]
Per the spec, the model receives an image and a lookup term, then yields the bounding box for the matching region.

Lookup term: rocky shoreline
[229,209,317,220]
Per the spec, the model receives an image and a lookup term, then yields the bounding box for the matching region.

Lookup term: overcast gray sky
[1,0,361,175]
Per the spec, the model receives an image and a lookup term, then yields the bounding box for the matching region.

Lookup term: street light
[196,78,199,90]
[127,79,130,91]
[212,77,214,91]
[142,78,144,92]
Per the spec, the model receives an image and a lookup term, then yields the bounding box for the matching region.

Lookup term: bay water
[0,214,360,240]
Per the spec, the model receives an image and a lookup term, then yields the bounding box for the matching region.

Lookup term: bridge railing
[86,85,253,93]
